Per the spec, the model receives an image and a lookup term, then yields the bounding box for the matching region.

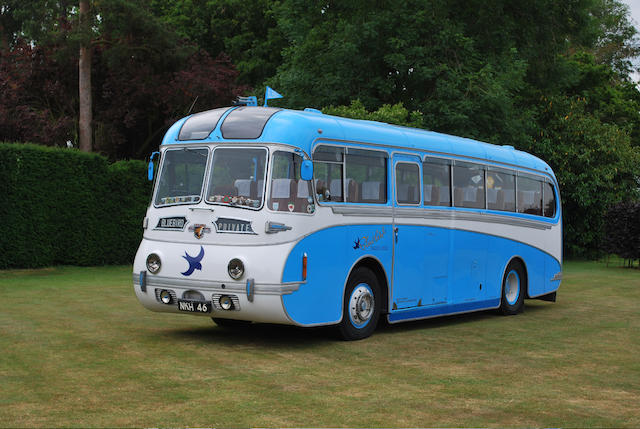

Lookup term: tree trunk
[78,0,92,152]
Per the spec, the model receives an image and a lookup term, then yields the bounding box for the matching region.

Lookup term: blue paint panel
[545,256,562,294]
[282,225,393,325]
[388,298,501,323]
[283,222,560,326]
[450,229,488,303]
[392,224,425,309]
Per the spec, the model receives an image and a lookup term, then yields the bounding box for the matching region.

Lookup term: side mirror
[301,159,313,181]
[148,152,160,181]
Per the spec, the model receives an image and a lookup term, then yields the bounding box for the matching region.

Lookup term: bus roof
[162,106,556,179]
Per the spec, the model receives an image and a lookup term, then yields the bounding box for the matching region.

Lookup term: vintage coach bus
[133,106,562,340]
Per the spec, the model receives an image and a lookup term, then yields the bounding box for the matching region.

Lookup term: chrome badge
[188,224,211,239]
[214,217,256,234]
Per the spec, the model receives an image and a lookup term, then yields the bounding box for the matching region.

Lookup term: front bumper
[133,272,303,324]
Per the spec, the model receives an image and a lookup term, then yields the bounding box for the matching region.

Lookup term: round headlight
[228,258,244,280]
[146,253,161,274]
[159,290,172,304]
[219,295,233,310]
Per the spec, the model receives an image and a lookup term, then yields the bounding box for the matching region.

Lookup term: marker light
[219,295,233,310]
[146,253,161,274]
[302,253,308,281]
[159,290,172,304]
[228,258,244,280]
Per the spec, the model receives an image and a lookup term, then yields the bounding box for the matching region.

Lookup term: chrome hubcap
[349,284,374,327]
[505,271,519,304]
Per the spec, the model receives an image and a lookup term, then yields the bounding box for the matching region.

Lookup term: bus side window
[313,146,344,202]
[345,150,387,204]
[517,176,542,216]
[487,170,515,212]
[396,162,420,205]
[269,151,313,213]
[423,159,451,206]
[543,182,556,218]
[453,162,485,209]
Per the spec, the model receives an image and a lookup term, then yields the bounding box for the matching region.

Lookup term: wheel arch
[349,256,389,314]
[503,256,529,298]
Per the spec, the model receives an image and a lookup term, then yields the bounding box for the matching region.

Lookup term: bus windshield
[206,147,267,209]
[155,148,208,206]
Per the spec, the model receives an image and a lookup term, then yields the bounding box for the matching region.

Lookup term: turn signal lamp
[302,253,308,281]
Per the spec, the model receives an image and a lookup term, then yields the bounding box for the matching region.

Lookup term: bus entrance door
[391,154,425,310]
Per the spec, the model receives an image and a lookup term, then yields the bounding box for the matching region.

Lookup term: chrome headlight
[228,258,244,280]
[146,253,161,274]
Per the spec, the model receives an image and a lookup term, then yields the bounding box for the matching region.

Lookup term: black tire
[211,318,252,328]
[338,267,381,340]
[500,260,525,315]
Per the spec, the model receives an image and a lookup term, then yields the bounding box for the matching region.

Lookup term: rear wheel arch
[504,256,529,298]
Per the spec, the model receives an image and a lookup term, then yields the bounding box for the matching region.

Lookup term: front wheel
[500,260,525,315]
[338,267,381,340]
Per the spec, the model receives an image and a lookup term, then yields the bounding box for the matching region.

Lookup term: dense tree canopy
[1,0,639,254]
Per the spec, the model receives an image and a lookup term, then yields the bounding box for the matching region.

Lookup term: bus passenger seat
[463,186,477,204]
[398,184,417,203]
[424,184,433,204]
[362,181,381,202]
[487,188,498,209]
[347,178,359,202]
[439,186,450,205]
[496,189,505,210]
[234,179,255,198]
[314,179,326,197]
[503,190,515,211]
[257,180,264,199]
[271,178,295,211]
[329,179,343,201]
[295,180,311,212]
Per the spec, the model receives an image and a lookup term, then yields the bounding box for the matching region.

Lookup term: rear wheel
[500,260,525,315]
[338,267,380,340]
[211,318,252,328]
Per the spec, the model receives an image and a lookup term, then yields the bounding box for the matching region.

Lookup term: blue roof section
[162,106,556,181]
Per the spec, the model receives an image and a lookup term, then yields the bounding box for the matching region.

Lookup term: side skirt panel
[387,298,501,323]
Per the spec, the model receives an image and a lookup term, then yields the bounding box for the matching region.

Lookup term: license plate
[177,300,211,313]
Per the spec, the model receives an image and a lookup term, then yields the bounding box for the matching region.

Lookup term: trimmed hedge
[603,201,640,265]
[0,143,151,268]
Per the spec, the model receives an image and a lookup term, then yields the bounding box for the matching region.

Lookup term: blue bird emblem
[181,246,205,276]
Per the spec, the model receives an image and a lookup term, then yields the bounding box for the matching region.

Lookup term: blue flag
[264,86,283,106]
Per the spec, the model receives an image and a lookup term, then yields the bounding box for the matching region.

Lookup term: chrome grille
[211,294,241,311]
[154,288,177,303]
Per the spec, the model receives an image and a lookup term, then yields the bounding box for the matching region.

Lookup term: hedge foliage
[603,201,640,265]
[0,143,151,268]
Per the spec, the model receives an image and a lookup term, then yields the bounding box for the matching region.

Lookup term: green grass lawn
[0,261,638,427]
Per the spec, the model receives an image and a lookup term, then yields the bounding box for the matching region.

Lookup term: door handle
[394,227,398,243]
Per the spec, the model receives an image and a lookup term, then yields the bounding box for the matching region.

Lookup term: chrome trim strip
[333,205,553,230]
[133,273,302,295]
[331,206,394,217]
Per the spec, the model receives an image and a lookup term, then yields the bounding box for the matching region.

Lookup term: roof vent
[304,108,323,114]
[502,145,515,150]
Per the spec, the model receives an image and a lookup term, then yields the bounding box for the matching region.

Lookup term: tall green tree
[151,0,286,87]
